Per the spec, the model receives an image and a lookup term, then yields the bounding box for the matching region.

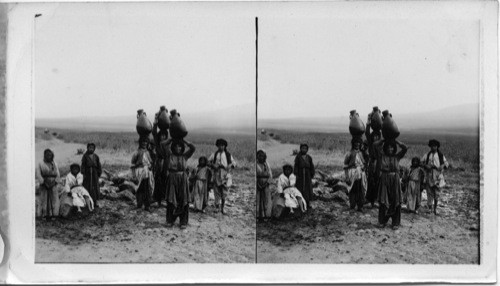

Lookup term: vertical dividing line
[254,16,258,264]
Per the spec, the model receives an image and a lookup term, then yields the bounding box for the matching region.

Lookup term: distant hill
[36,103,255,135]
[259,103,479,136]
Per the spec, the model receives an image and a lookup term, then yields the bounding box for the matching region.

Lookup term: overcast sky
[35,4,255,119]
[258,18,479,119]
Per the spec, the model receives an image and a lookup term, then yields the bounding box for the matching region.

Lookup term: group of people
[256,127,449,230]
[36,120,236,230]
[133,119,235,229]
[36,143,102,219]
[256,143,314,222]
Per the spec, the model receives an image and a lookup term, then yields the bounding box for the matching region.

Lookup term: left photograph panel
[34,4,256,263]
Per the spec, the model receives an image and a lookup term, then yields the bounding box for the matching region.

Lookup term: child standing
[405,157,425,214]
[131,137,154,212]
[191,156,211,213]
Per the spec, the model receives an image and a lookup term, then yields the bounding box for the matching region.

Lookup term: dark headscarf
[87,143,96,149]
[351,136,363,145]
[257,149,267,161]
[428,139,440,148]
[158,130,169,140]
[215,138,228,148]
[138,136,149,146]
[171,139,185,155]
[70,163,81,172]
[282,163,293,173]
[370,130,382,141]
[43,149,54,162]
[198,156,208,167]
[383,140,397,155]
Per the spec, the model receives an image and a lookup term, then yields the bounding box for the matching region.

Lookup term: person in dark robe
[365,129,382,208]
[293,143,315,209]
[165,138,196,229]
[152,122,169,208]
[81,143,102,207]
[374,139,408,230]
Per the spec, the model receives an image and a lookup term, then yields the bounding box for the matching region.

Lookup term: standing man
[209,139,235,214]
[421,139,449,215]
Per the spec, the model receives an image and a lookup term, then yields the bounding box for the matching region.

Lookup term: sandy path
[256,139,479,264]
[258,138,345,170]
[35,138,256,263]
[35,137,130,168]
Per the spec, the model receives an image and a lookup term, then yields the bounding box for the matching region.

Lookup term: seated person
[61,163,94,217]
[276,164,307,214]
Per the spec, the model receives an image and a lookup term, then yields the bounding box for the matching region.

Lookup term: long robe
[192,166,210,211]
[366,142,382,204]
[165,144,195,218]
[344,150,368,209]
[256,161,272,219]
[131,149,154,208]
[36,160,61,217]
[406,167,425,211]
[81,152,102,204]
[153,140,169,203]
[376,146,407,225]
[293,154,315,206]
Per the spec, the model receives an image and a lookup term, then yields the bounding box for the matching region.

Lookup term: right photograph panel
[256,17,480,264]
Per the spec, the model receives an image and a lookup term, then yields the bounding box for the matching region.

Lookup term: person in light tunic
[343,137,368,212]
[131,137,154,212]
[208,139,235,215]
[405,157,425,214]
[191,156,211,213]
[421,139,449,215]
[276,164,307,215]
[60,163,94,217]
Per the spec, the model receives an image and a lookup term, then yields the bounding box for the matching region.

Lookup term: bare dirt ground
[257,139,479,264]
[35,137,256,263]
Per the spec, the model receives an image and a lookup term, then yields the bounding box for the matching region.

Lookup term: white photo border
[4,1,498,283]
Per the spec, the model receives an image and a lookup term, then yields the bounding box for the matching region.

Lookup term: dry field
[257,129,479,264]
[35,127,256,263]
